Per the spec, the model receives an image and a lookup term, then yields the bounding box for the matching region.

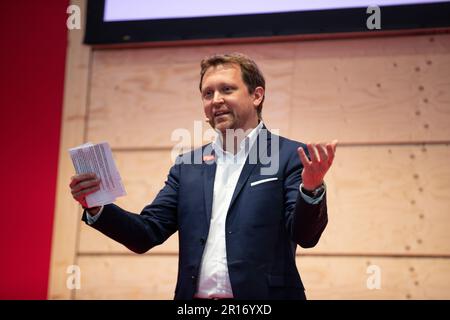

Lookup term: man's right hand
[70,173,101,216]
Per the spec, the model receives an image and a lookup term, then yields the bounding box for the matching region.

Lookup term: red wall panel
[0,1,68,299]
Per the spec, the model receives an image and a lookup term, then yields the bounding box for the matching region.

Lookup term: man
[70,53,337,300]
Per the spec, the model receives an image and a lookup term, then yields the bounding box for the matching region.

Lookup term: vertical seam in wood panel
[72,47,94,300]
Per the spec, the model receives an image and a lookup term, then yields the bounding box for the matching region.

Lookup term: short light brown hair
[199,53,265,119]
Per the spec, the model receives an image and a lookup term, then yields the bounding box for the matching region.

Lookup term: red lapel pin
[203,155,215,162]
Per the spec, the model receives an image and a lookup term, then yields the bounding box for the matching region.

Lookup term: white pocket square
[250,177,278,187]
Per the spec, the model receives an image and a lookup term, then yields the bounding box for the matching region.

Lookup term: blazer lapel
[228,161,257,212]
[228,127,272,212]
[203,147,216,224]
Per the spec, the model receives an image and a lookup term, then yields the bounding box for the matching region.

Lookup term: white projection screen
[103,0,448,21]
[85,0,450,44]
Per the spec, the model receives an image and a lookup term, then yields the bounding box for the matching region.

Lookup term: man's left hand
[297,140,338,191]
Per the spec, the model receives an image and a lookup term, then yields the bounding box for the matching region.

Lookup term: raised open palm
[297,140,338,190]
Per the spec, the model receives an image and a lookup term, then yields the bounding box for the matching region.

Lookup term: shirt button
[228,231,233,234]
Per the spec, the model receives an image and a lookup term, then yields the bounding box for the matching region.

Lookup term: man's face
[201,63,263,134]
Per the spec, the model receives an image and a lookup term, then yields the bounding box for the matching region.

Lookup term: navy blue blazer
[83,128,328,299]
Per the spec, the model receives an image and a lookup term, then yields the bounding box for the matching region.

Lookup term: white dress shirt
[194,122,264,299]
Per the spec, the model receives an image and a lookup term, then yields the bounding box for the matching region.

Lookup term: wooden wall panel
[109,151,174,213]
[76,256,178,299]
[87,35,450,149]
[88,61,293,148]
[90,42,297,66]
[74,255,450,299]
[78,145,450,256]
[308,144,450,255]
[87,44,297,149]
[297,256,450,299]
[290,35,450,143]
[252,59,293,136]
[88,61,203,148]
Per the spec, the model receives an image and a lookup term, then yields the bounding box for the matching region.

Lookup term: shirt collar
[212,121,264,159]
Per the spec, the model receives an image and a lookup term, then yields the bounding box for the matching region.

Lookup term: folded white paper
[69,142,126,207]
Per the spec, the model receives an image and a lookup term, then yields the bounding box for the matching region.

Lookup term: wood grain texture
[298,256,450,299]
[88,35,450,147]
[74,255,450,299]
[78,145,450,256]
[75,255,178,299]
[87,44,297,148]
[290,35,450,143]
[306,144,450,256]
